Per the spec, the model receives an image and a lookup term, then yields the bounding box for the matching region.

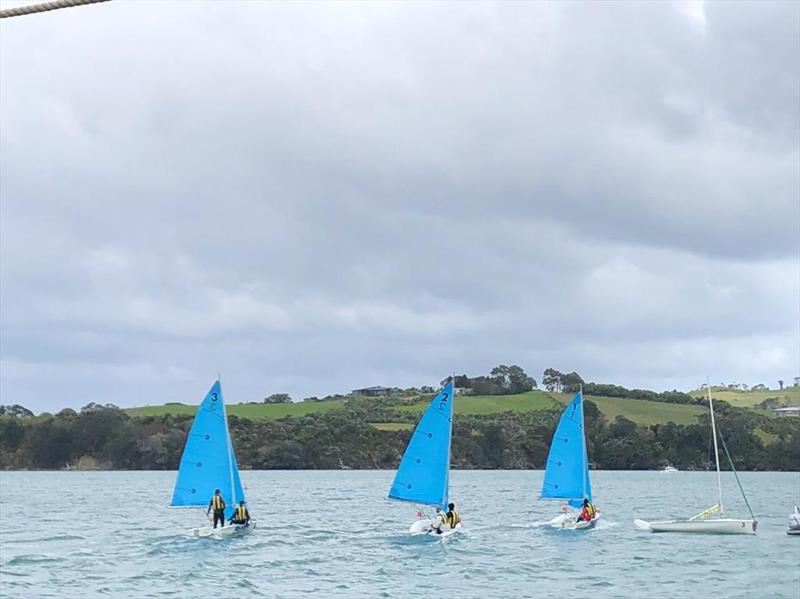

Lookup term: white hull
[548,512,600,530]
[636,518,756,535]
[409,519,462,537]
[788,506,800,536]
[190,520,256,538]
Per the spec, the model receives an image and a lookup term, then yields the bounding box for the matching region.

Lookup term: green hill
[128,390,706,427]
[689,387,800,408]
[127,399,347,419]
[394,391,704,426]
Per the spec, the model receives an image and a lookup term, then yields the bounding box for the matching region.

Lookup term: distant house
[351,386,397,397]
[772,406,800,418]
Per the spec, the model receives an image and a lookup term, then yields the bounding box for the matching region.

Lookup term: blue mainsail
[170,381,245,519]
[540,391,592,508]
[388,381,454,509]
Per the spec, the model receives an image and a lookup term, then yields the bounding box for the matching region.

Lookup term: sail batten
[540,391,592,509]
[170,381,245,519]
[388,381,454,510]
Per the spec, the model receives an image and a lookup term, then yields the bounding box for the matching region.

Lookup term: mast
[579,384,587,502]
[707,382,724,515]
[444,374,454,508]
[219,375,237,508]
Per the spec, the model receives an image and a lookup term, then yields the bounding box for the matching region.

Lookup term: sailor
[577,498,597,522]
[434,503,461,534]
[443,502,461,529]
[230,500,250,525]
[207,489,226,529]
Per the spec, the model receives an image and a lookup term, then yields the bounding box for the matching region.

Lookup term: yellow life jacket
[212,495,224,510]
[235,506,248,521]
[445,510,461,527]
[585,503,596,518]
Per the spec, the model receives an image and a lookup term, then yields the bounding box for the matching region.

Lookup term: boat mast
[579,384,587,502]
[444,374,454,508]
[219,373,237,508]
[707,382,724,515]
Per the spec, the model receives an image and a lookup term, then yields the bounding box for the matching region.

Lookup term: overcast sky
[1,1,798,412]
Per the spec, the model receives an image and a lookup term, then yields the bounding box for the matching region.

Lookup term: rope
[717,428,757,522]
[0,0,111,19]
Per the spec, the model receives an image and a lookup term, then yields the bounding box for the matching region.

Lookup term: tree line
[1,397,796,471]
[261,365,775,407]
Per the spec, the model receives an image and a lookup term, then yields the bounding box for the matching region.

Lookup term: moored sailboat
[635,385,756,535]
[388,379,460,536]
[170,380,255,537]
[540,389,600,530]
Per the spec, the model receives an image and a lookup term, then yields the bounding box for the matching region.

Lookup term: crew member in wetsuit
[577,498,597,522]
[207,489,226,528]
[229,500,250,525]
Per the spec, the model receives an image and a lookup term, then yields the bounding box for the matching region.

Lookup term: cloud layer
[1,1,798,411]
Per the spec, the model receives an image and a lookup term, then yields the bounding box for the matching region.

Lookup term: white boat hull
[190,520,256,538]
[788,507,800,536]
[548,512,601,530]
[637,518,756,535]
[409,519,462,537]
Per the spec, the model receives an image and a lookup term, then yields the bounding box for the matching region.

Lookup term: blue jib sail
[170,381,245,519]
[541,391,592,508]
[388,381,454,509]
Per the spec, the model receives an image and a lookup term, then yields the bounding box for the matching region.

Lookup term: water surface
[1,470,798,598]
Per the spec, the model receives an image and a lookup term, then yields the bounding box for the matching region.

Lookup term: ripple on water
[6,554,63,566]
[3,534,85,544]
[1,470,797,598]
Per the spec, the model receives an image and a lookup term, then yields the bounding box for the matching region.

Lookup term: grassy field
[395,391,704,426]
[550,393,705,426]
[125,388,751,428]
[395,391,558,416]
[689,387,800,408]
[370,422,413,431]
[126,400,347,420]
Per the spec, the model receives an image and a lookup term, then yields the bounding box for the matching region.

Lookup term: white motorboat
[660,465,678,473]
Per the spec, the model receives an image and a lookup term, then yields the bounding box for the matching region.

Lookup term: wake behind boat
[170,380,255,538]
[635,384,756,535]
[388,380,461,537]
[540,389,600,530]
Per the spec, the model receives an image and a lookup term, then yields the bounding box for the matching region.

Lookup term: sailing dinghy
[541,390,600,530]
[634,385,756,535]
[388,380,460,537]
[170,380,255,538]
[787,506,800,536]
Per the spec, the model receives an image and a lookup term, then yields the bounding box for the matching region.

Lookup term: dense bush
[0,399,797,471]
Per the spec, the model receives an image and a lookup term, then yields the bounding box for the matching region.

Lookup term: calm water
[1,470,798,598]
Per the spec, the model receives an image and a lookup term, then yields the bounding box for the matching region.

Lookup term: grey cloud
[1,1,798,411]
